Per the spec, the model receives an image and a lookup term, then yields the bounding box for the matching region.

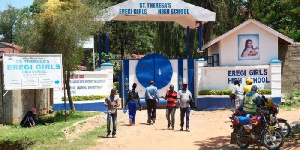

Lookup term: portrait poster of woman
[238,34,259,61]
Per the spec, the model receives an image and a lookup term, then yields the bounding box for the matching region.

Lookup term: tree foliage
[17,0,105,111]
[0,5,20,42]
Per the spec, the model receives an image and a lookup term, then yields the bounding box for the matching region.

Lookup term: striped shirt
[165,90,177,108]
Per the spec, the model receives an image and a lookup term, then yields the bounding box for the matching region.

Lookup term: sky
[0,0,34,11]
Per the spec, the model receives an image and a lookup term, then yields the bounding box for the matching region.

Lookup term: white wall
[218,23,278,66]
[198,65,271,91]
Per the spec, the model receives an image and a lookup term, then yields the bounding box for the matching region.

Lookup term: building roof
[0,42,22,53]
[202,19,294,50]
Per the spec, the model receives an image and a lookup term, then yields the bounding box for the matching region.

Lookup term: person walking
[125,83,142,126]
[145,81,159,125]
[178,82,193,132]
[230,80,244,110]
[104,89,120,138]
[162,84,177,130]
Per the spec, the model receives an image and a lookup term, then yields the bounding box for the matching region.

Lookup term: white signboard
[3,54,63,90]
[199,65,271,91]
[69,71,109,96]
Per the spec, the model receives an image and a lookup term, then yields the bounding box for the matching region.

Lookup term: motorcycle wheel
[277,120,291,137]
[262,129,284,150]
[236,129,249,149]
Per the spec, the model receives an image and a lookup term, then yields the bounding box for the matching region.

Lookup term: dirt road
[89,108,300,150]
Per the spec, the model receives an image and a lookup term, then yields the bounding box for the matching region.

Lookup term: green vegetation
[0,111,101,150]
[257,89,272,95]
[61,95,106,101]
[198,89,271,95]
[198,90,232,95]
[280,91,300,110]
[31,125,106,150]
[113,82,119,90]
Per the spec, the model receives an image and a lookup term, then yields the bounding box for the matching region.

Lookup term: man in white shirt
[177,82,193,132]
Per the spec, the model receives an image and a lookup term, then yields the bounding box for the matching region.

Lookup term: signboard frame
[2,53,63,90]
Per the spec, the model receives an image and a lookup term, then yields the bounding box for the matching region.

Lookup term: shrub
[258,89,271,95]
[61,95,106,101]
[284,93,294,101]
[198,89,271,95]
[113,82,119,91]
[198,90,232,95]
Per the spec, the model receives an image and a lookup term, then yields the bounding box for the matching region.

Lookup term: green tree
[250,0,300,41]
[0,5,20,43]
[20,0,104,111]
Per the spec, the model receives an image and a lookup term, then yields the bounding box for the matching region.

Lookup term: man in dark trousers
[162,84,177,130]
[145,81,159,125]
[104,89,120,138]
[178,82,193,132]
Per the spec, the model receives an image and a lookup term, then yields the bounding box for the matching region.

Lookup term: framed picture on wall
[238,34,259,61]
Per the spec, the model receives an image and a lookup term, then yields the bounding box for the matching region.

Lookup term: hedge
[61,95,106,101]
[198,89,271,95]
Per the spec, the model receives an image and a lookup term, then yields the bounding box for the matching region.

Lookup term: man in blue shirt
[145,81,159,124]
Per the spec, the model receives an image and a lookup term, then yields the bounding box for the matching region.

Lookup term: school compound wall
[282,44,300,94]
[195,60,282,110]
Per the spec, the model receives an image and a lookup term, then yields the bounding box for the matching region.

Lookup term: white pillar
[96,62,114,91]
[270,59,282,98]
[195,58,207,107]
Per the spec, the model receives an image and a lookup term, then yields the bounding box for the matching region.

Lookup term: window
[207,56,214,67]
[207,54,219,67]
[213,54,219,66]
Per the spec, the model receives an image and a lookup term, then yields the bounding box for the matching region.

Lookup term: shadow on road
[193,135,254,150]
[282,140,300,149]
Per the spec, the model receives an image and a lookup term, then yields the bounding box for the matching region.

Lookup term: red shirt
[165,90,177,108]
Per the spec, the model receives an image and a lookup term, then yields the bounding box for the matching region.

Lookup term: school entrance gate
[119,53,195,107]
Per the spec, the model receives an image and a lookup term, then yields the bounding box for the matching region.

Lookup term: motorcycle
[230,106,285,150]
[266,104,292,137]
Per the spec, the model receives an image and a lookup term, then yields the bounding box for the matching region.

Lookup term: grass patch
[29,125,107,150]
[279,102,300,110]
[0,111,100,150]
[280,91,300,110]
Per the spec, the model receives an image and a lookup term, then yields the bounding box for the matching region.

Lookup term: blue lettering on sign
[24,59,50,63]
[227,69,269,84]
[171,9,189,14]
[7,65,33,70]
[264,69,267,75]
[36,64,60,70]
[119,9,132,15]
[139,3,146,8]
[228,70,246,76]
[249,69,268,75]
[147,3,171,8]
[252,77,270,83]
[133,9,147,14]
[158,9,170,14]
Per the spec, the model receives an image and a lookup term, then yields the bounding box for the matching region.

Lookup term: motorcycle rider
[243,85,265,115]
[243,78,253,95]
